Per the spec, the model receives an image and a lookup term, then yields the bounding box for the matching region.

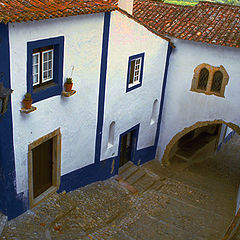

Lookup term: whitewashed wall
[9,13,105,194]
[100,11,168,160]
[158,38,240,161]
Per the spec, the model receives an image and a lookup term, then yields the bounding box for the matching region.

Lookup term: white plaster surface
[9,13,105,194]
[158,38,240,161]
[100,11,168,161]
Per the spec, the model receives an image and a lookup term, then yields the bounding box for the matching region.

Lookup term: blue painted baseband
[58,144,156,193]
[0,23,27,219]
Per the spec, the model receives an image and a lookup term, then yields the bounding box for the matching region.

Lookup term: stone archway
[161,119,240,166]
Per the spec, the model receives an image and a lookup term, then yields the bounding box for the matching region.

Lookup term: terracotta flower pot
[23,99,32,109]
[65,83,73,92]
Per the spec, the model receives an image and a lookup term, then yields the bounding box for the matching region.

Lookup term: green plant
[66,78,73,84]
[24,93,32,100]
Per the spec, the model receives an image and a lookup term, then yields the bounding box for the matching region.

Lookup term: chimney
[118,0,134,15]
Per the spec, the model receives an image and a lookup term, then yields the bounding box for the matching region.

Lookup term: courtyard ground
[1,134,240,240]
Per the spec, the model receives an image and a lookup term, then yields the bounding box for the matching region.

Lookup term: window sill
[190,88,224,98]
[128,81,140,88]
[61,90,76,97]
[127,81,142,92]
[20,106,37,114]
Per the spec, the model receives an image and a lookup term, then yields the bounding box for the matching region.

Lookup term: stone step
[135,190,230,240]
[118,161,134,175]
[132,173,157,193]
[118,163,139,181]
[126,168,146,185]
[0,212,7,236]
[157,177,235,221]
[172,168,237,197]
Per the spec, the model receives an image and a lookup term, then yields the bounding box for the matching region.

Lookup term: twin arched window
[191,64,229,97]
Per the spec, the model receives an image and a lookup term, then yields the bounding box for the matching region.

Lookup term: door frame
[116,124,139,173]
[28,128,61,208]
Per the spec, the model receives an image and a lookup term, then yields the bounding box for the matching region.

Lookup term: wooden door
[119,131,133,168]
[32,138,53,198]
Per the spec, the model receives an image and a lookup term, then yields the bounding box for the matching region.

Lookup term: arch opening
[162,120,240,166]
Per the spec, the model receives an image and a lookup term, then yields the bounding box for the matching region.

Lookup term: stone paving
[1,134,240,240]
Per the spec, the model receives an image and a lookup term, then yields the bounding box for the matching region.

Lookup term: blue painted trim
[58,156,116,193]
[0,23,27,219]
[126,53,145,93]
[27,36,64,103]
[224,130,235,144]
[217,142,222,152]
[95,12,111,164]
[153,43,173,152]
[58,143,157,194]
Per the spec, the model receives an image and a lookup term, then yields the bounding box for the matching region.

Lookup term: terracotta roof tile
[131,0,240,48]
[0,0,117,23]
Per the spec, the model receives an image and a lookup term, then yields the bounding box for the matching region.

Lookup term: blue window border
[126,52,145,92]
[27,36,64,103]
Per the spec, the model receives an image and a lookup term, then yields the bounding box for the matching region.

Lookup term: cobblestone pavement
[1,134,240,240]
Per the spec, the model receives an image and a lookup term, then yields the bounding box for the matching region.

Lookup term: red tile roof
[0,0,117,23]
[132,0,240,48]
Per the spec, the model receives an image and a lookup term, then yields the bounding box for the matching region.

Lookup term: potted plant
[64,77,73,92]
[22,93,32,109]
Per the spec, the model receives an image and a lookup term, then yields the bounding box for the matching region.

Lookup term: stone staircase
[117,159,237,239]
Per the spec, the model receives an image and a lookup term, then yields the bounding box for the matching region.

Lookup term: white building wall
[9,13,105,194]
[100,11,168,160]
[158,38,240,161]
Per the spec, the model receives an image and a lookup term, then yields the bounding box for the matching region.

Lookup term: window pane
[43,52,48,61]
[48,51,52,60]
[129,60,135,84]
[43,71,47,80]
[43,62,48,71]
[47,70,52,79]
[33,55,39,64]
[33,75,39,85]
[197,68,209,90]
[211,71,223,93]
[33,65,38,74]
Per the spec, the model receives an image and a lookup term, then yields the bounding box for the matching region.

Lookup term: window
[126,53,145,92]
[32,46,54,88]
[27,36,64,103]
[211,71,223,93]
[191,63,229,97]
[197,68,209,90]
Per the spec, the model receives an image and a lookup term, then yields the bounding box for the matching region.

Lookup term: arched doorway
[161,120,240,166]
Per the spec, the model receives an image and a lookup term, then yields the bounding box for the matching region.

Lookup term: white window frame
[32,52,40,86]
[42,49,54,83]
[129,57,142,87]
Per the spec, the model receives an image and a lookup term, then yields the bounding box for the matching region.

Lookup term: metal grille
[211,71,223,93]
[197,68,209,90]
